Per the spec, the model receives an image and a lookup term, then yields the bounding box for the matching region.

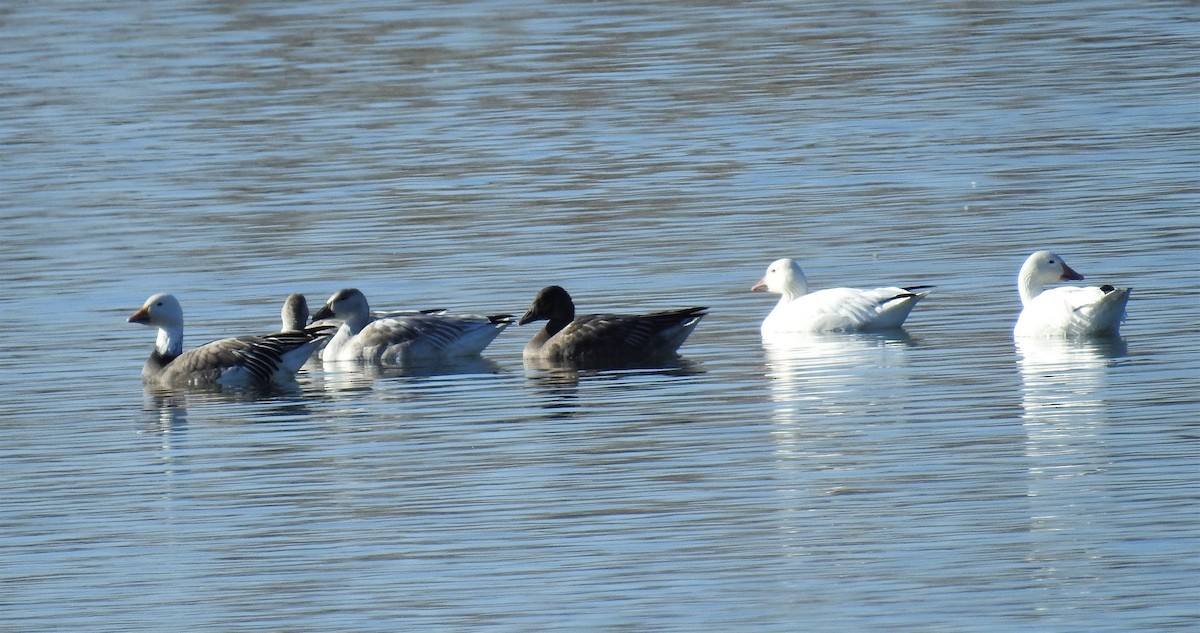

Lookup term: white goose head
[312,288,372,325]
[1018,250,1084,305]
[128,293,183,329]
[751,258,809,301]
[128,293,185,356]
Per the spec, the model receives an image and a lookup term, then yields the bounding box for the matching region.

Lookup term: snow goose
[128,293,333,388]
[282,292,442,333]
[517,285,707,364]
[752,258,931,334]
[1014,250,1130,337]
[311,288,512,363]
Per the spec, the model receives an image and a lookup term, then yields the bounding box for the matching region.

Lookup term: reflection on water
[1017,335,1127,476]
[761,330,919,508]
[525,367,582,420]
[1017,336,1129,604]
[762,331,917,426]
[523,354,702,375]
[313,356,506,393]
[524,358,705,421]
[143,388,191,435]
[141,384,320,429]
[1017,337,1127,429]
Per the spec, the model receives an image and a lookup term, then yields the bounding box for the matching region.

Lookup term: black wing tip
[489,313,516,324]
[642,306,708,323]
[263,324,336,342]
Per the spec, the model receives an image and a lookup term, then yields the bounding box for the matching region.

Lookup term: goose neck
[1017,267,1043,307]
[545,316,571,337]
[156,325,183,358]
[782,273,808,303]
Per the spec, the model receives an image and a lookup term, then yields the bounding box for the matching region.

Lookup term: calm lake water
[2,1,1198,631]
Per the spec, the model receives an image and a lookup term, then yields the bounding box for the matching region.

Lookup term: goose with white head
[1013,250,1130,337]
[311,288,511,363]
[128,293,332,388]
[752,258,931,334]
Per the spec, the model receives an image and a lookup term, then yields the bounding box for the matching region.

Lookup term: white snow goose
[517,285,707,364]
[752,258,931,334]
[310,288,512,363]
[128,293,333,388]
[1014,250,1130,337]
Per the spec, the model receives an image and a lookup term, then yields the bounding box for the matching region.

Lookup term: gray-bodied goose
[518,285,706,364]
[128,293,332,388]
[311,288,511,363]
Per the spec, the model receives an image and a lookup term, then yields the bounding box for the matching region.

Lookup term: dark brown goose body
[519,286,706,364]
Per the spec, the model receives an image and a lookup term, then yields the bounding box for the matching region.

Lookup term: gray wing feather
[353,314,508,361]
[159,329,328,386]
[546,308,706,360]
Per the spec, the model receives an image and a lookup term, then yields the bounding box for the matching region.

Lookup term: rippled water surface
[3,1,1198,631]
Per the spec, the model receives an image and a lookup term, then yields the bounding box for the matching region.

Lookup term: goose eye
[155,301,163,306]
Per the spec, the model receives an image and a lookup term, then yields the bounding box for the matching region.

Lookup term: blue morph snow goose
[517,285,706,364]
[1014,250,1130,337]
[128,293,332,388]
[752,258,930,334]
[310,288,511,363]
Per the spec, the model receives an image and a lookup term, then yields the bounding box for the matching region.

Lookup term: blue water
[2,1,1198,631]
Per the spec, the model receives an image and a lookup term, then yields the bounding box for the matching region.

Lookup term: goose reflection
[523,353,701,374]
[142,383,316,426]
[141,386,278,477]
[524,365,582,419]
[314,356,506,394]
[523,357,703,421]
[762,331,917,500]
[761,331,918,554]
[1018,336,1127,459]
[140,386,318,490]
[143,387,190,435]
[1017,336,1127,591]
[762,331,917,427]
